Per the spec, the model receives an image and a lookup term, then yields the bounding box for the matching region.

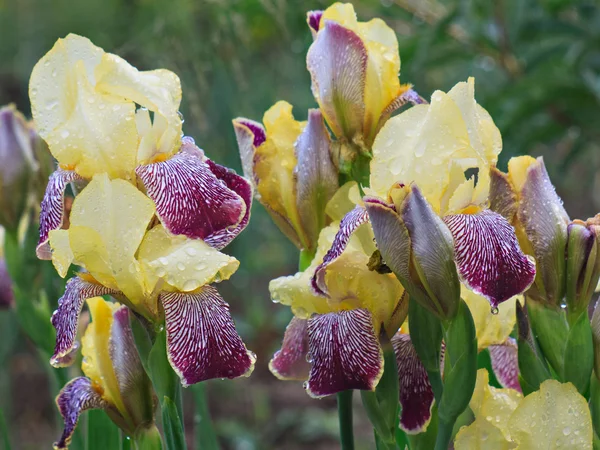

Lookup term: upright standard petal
[307,20,367,141]
[392,333,434,433]
[489,338,521,392]
[37,168,83,260]
[54,377,108,450]
[311,205,369,296]
[232,118,266,185]
[51,277,120,367]
[305,309,383,398]
[295,109,337,251]
[161,286,255,386]
[136,146,246,244]
[269,317,310,381]
[444,210,536,309]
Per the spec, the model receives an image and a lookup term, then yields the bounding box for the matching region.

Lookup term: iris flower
[54,298,158,449]
[30,34,254,385]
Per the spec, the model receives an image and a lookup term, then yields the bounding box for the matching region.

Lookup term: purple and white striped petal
[54,377,108,450]
[37,168,83,260]
[444,210,536,309]
[232,118,266,185]
[392,333,434,434]
[269,317,310,381]
[161,286,255,386]
[307,20,368,140]
[51,277,119,367]
[307,10,324,38]
[311,206,369,296]
[489,337,521,393]
[136,146,247,245]
[305,309,383,398]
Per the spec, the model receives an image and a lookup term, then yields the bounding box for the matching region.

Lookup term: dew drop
[60,129,70,139]
[563,427,571,436]
[490,306,499,315]
[183,279,198,291]
[177,262,186,271]
[185,247,197,257]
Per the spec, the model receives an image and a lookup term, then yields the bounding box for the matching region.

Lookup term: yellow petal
[320,3,358,29]
[463,287,518,350]
[138,225,239,293]
[82,297,126,413]
[30,35,138,179]
[508,380,592,449]
[95,54,182,162]
[325,181,361,221]
[455,417,517,450]
[68,174,155,304]
[48,229,74,278]
[507,156,537,193]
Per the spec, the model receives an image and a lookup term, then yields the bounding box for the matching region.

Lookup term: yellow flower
[455,369,592,449]
[29,34,182,180]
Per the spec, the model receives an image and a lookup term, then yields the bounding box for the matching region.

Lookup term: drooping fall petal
[444,210,536,309]
[392,332,434,433]
[161,286,255,386]
[54,377,108,450]
[489,338,521,393]
[269,317,310,381]
[136,144,246,244]
[51,277,119,367]
[311,205,369,296]
[305,309,383,398]
[37,168,83,260]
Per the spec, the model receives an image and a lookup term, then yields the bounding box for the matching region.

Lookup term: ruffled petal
[136,144,246,244]
[444,210,536,309]
[138,225,239,293]
[489,338,521,393]
[269,317,310,381]
[295,109,338,251]
[305,309,383,398]
[161,286,255,386]
[37,168,83,260]
[51,277,119,367]
[392,333,434,433]
[54,377,108,450]
[311,205,369,296]
[232,118,265,185]
[307,20,367,140]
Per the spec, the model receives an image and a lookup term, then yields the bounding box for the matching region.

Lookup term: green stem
[133,425,163,450]
[337,391,355,450]
[434,419,454,450]
[360,391,394,445]
[193,382,219,450]
[299,248,316,272]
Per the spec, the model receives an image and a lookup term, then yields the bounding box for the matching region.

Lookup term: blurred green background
[1,0,600,448]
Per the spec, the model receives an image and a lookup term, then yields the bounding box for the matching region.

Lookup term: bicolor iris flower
[30,34,255,386]
[306,3,423,164]
[54,298,158,449]
[233,102,337,252]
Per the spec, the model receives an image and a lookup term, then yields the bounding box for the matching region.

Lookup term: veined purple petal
[489,337,521,393]
[444,210,536,308]
[307,10,324,37]
[307,20,368,140]
[232,118,265,184]
[203,158,252,249]
[269,317,310,381]
[295,109,337,251]
[136,146,246,244]
[392,333,434,434]
[37,168,83,260]
[305,309,383,398]
[51,277,119,367]
[54,377,108,450]
[311,205,369,296]
[161,286,255,386]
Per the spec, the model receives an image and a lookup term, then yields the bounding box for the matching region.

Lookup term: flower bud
[0,105,37,230]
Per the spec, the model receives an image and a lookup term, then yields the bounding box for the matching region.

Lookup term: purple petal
[489,166,518,222]
[489,337,521,393]
[307,20,367,140]
[392,333,434,433]
[311,206,370,296]
[0,258,14,309]
[269,317,310,381]
[37,168,83,260]
[305,309,383,398]
[136,143,248,245]
[307,10,324,37]
[54,377,108,450]
[295,109,338,251]
[161,286,255,386]
[110,307,155,425]
[444,210,536,308]
[232,118,265,184]
[51,277,119,367]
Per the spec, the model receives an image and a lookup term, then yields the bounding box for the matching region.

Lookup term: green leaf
[527,299,569,377]
[87,409,121,450]
[375,343,399,434]
[192,383,220,450]
[0,408,11,450]
[563,311,594,396]
[161,397,185,450]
